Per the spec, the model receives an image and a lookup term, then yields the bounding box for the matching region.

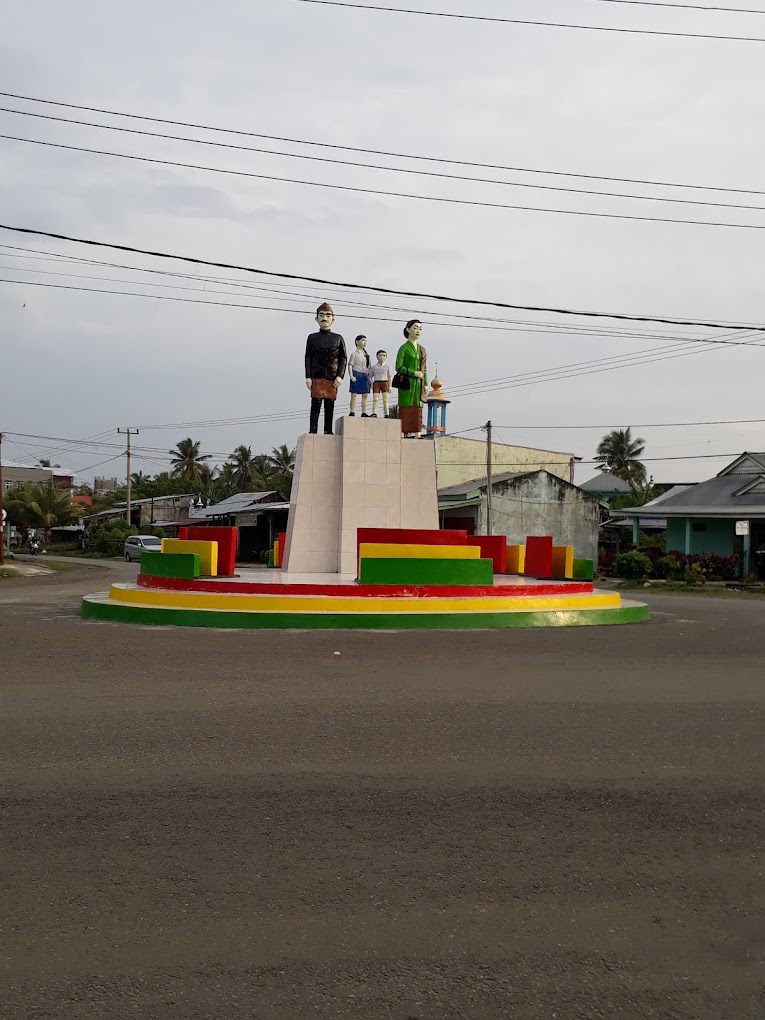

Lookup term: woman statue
[395,319,427,437]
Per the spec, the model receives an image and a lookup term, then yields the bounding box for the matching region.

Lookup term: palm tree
[130,471,150,488]
[168,438,211,487]
[386,403,400,419]
[595,428,647,491]
[267,444,296,475]
[216,462,238,500]
[229,445,258,492]
[6,481,75,544]
[253,453,273,482]
[5,486,41,545]
[34,480,77,543]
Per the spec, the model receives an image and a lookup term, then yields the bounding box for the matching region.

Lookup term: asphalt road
[1,561,762,1018]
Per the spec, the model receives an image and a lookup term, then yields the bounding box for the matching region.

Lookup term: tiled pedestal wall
[283,416,438,575]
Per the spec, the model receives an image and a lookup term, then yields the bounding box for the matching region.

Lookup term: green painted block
[359,556,494,586]
[267,549,275,567]
[573,558,595,581]
[140,550,200,579]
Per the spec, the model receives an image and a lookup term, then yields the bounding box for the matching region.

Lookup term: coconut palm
[34,480,77,543]
[168,438,211,486]
[267,444,296,475]
[253,453,274,482]
[228,445,260,492]
[6,481,75,545]
[130,471,150,489]
[594,428,647,491]
[5,486,41,545]
[216,463,238,500]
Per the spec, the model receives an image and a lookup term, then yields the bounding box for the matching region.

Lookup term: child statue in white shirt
[370,350,393,417]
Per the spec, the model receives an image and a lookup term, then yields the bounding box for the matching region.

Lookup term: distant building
[94,476,120,496]
[1,460,75,497]
[86,494,196,530]
[438,470,600,561]
[434,436,577,490]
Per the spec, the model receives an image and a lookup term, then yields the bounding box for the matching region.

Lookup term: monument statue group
[304,302,428,437]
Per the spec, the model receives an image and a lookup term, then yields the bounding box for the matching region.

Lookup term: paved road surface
[1,562,762,1018]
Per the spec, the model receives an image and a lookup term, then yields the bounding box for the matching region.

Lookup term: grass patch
[608,579,765,599]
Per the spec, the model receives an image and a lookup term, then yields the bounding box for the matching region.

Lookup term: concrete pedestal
[282,416,438,574]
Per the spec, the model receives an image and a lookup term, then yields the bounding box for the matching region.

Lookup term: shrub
[614,551,653,579]
[656,553,684,580]
[89,519,138,557]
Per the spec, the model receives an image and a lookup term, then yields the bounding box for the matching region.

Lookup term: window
[692,523,706,533]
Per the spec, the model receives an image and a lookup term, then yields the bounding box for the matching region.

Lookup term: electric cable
[290,0,765,42]
[1,223,762,331]
[3,105,765,213]
[4,133,765,232]
[3,90,761,198]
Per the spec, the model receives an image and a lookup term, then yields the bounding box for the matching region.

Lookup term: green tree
[267,444,296,476]
[215,463,238,500]
[130,471,150,489]
[168,438,211,486]
[594,428,647,492]
[6,481,76,544]
[229,445,260,492]
[387,403,400,419]
[253,454,273,482]
[5,486,41,545]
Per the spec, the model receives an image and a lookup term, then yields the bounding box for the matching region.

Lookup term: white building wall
[434,436,574,490]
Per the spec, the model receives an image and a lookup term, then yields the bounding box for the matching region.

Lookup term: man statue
[305,302,347,435]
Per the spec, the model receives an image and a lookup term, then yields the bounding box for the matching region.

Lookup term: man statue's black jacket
[305,330,348,381]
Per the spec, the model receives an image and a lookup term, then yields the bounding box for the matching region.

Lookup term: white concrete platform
[282,416,439,575]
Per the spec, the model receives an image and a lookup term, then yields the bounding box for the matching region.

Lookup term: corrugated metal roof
[438,471,531,498]
[191,491,277,518]
[578,471,632,494]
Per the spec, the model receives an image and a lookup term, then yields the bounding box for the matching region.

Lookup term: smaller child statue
[348,335,372,417]
[369,349,392,417]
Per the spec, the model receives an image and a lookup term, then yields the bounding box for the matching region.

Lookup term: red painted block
[524,535,554,578]
[179,526,238,576]
[466,535,506,574]
[356,527,467,567]
[277,532,287,568]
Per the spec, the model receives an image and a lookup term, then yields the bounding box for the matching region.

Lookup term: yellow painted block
[161,538,218,576]
[506,544,526,575]
[551,545,574,579]
[358,543,480,560]
[274,539,280,565]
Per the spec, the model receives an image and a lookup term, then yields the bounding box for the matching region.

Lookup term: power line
[1,223,763,331]
[494,416,765,429]
[290,0,765,42]
[4,105,765,214]
[6,132,765,232]
[0,245,718,340]
[584,1,765,14]
[2,266,758,352]
[3,90,760,198]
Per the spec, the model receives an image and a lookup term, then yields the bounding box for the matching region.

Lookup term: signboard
[735,520,749,536]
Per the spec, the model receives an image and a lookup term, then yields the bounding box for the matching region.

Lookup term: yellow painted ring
[108,584,621,614]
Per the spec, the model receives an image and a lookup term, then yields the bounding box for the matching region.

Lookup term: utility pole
[118,428,139,527]
[0,431,5,566]
[484,420,493,536]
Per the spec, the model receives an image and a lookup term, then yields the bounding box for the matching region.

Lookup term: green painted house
[616,453,765,574]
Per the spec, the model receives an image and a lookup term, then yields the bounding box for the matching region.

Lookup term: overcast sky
[2,0,765,485]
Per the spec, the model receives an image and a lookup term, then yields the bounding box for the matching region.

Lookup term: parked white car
[123,535,162,562]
